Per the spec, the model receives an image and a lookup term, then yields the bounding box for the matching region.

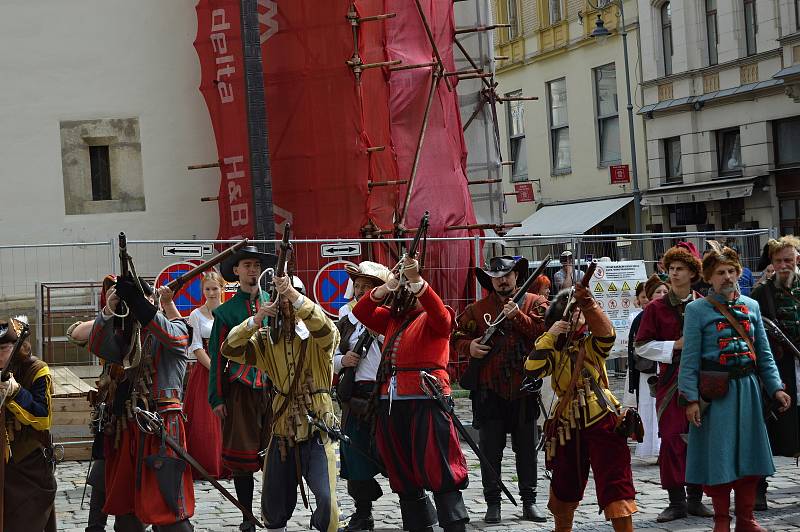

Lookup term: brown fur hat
[662,244,702,283]
[643,274,669,300]
[701,240,742,282]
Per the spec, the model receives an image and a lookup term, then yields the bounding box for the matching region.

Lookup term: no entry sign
[312,260,357,317]
[155,261,205,317]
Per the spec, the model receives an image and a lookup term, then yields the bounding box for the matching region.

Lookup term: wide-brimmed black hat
[476,255,529,291]
[220,245,278,282]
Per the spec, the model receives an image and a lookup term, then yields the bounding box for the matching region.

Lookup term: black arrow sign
[325,246,358,254]
[165,246,202,255]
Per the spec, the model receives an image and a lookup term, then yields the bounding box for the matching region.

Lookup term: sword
[305,413,388,476]
[418,371,518,506]
[133,408,265,528]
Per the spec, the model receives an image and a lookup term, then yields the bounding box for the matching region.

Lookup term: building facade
[491,0,649,249]
[638,0,800,252]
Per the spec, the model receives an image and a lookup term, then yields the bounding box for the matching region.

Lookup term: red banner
[195,0,256,241]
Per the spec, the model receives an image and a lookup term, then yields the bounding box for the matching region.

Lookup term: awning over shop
[641,177,755,206]
[505,197,633,237]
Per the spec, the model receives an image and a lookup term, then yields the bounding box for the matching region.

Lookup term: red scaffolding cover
[259,0,479,308]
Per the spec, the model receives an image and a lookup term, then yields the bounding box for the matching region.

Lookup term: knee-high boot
[704,482,733,532]
[548,491,580,532]
[733,477,766,532]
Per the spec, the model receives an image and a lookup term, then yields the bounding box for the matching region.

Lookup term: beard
[495,287,514,297]
[775,269,797,289]
[718,283,737,297]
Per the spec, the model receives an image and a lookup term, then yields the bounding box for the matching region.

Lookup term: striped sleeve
[525,332,556,377]
[590,328,616,358]
[6,366,52,431]
[145,313,190,350]
[221,318,263,367]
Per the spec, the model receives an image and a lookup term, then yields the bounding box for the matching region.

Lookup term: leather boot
[710,494,732,532]
[344,500,374,531]
[754,478,767,511]
[687,484,715,517]
[733,481,767,532]
[656,487,688,522]
[548,491,579,532]
[611,516,633,532]
[399,493,437,532]
[521,502,547,522]
[483,503,501,524]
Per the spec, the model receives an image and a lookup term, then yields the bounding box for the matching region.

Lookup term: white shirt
[635,292,695,364]
[333,303,383,382]
[188,307,215,360]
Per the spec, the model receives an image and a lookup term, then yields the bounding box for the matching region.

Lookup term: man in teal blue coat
[678,242,791,532]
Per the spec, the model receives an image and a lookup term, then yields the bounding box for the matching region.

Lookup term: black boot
[399,493,437,532]
[484,503,501,524]
[656,487,688,522]
[686,484,714,517]
[344,500,375,531]
[522,501,547,522]
[433,490,469,531]
[754,477,768,511]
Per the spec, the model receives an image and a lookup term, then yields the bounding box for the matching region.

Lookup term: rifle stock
[554,260,598,351]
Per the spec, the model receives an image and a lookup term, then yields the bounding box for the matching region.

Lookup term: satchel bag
[614,407,645,443]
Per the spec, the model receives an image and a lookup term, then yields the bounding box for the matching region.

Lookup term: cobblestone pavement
[54,397,800,531]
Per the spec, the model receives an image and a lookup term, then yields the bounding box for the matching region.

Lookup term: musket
[419,371,518,506]
[266,224,292,343]
[337,329,377,402]
[554,260,598,351]
[1,318,30,532]
[133,408,264,528]
[460,255,551,391]
[478,254,552,346]
[165,239,249,292]
[387,211,430,316]
[762,316,800,362]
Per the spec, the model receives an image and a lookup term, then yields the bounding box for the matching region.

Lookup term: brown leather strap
[547,344,587,437]
[271,339,309,424]
[706,297,757,360]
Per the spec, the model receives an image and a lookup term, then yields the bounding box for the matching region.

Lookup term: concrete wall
[0,0,219,246]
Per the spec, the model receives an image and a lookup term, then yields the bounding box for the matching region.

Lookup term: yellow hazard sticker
[622,281,631,291]
[594,283,604,293]
[608,282,618,292]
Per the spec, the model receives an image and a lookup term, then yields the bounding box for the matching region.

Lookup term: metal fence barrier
[0,228,775,366]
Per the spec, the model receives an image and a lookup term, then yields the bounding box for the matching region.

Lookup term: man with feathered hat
[450,256,548,524]
[335,261,391,531]
[750,235,800,508]
[209,245,277,532]
[635,242,714,522]
[678,241,790,532]
[1,316,56,532]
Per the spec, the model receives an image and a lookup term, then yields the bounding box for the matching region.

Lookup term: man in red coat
[635,243,714,522]
[451,256,547,523]
[353,256,469,532]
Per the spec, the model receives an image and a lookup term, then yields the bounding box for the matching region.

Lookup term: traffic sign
[163,245,204,258]
[312,260,357,317]
[321,242,362,258]
[155,261,205,316]
[202,244,214,255]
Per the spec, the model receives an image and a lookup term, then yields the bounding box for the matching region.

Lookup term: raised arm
[5,364,52,431]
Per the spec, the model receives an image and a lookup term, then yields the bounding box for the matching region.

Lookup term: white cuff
[292,295,305,310]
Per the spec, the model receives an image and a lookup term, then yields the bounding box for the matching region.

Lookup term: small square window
[717,128,742,176]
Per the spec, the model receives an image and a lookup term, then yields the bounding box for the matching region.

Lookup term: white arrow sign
[321,242,362,257]
[163,245,204,258]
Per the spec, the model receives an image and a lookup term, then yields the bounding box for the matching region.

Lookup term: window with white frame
[594,64,620,165]
[717,128,742,176]
[506,0,519,40]
[706,0,719,65]
[506,90,528,182]
[548,78,571,172]
[744,0,757,56]
[661,2,673,76]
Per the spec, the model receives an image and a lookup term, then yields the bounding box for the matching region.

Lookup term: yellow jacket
[524,302,620,427]
[222,296,340,442]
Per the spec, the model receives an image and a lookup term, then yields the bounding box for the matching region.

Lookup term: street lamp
[586,1,643,237]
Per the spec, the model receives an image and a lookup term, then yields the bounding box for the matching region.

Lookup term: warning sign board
[312,260,358,317]
[155,261,205,317]
[585,260,648,358]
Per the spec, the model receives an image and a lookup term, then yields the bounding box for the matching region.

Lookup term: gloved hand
[115,275,156,327]
[0,373,21,400]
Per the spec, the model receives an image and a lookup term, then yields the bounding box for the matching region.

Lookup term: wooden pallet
[51,367,96,460]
